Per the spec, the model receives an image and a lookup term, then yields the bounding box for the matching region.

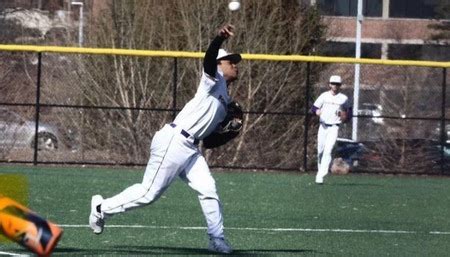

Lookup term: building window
[322,42,382,58]
[390,0,442,19]
[317,0,382,17]
[388,44,450,61]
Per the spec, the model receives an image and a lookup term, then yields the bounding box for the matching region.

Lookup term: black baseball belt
[170,123,200,145]
[321,122,340,127]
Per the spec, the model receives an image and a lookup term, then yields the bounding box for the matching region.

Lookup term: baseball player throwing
[89,24,241,254]
[311,75,351,184]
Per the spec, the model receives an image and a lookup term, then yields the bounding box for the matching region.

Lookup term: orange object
[0,196,63,257]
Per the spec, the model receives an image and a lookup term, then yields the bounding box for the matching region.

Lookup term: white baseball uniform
[99,69,231,239]
[313,90,349,183]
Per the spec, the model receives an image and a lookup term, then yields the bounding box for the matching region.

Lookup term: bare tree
[61,0,327,167]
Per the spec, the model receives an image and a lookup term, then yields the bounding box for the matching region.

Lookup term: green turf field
[1,166,450,256]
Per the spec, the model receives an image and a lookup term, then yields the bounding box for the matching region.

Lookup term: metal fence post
[172,58,178,120]
[303,62,311,172]
[440,67,447,175]
[33,52,42,165]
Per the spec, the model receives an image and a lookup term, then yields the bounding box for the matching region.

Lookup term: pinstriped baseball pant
[100,124,224,238]
[316,124,339,181]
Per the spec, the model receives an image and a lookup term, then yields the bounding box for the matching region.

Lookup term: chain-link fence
[0,47,448,175]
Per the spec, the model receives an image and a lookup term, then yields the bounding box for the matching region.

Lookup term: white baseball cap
[217,49,242,63]
[329,75,342,84]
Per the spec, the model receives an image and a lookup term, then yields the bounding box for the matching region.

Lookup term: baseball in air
[228,1,240,11]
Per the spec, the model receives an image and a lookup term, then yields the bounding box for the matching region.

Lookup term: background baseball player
[311,75,351,184]
[89,24,243,254]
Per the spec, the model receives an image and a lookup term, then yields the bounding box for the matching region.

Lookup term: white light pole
[71,1,85,160]
[352,0,363,141]
[71,1,84,47]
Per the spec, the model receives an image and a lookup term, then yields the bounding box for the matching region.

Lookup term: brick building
[309,0,450,61]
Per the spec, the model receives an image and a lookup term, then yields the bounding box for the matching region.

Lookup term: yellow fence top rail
[0,44,449,68]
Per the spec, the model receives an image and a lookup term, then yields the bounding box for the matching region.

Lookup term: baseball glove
[219,101,243,133]
[203,101,244,149]
[337,110,348,123]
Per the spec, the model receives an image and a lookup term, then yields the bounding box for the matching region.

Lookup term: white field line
[0,251,29,257]
[430,231,450,235]
[59,224,450,235]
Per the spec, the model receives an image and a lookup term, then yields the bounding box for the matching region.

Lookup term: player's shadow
[53,245,315,256]
[118,245,315,255]
[329,182,382,187]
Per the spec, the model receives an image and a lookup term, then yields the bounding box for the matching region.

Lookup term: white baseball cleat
[208,237,233,254]
[315,177,324,185]
[89,195,105,234]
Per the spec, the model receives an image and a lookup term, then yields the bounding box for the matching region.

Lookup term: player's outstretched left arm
[203,101,244,149]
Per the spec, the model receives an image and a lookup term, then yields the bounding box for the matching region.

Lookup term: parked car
[0,108,61,150]
[357,103,383,124]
